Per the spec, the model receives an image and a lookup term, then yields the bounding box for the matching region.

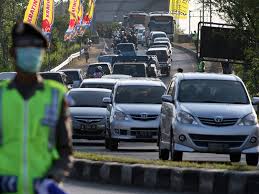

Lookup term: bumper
[172,122,259,154]
[72,124,106,140]
[110,118,159,142]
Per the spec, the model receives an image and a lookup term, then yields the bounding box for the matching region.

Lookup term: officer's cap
[12,22,48,48]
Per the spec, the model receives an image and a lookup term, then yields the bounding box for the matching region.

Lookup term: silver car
[103,79,166,150]
[159,73,259,165]
[68,88,112,140]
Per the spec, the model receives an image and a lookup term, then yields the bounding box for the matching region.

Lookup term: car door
[161,77,176,144]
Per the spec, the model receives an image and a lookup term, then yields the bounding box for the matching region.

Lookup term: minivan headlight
[177,111,198,125]
[238,113,258,126]
[113,110,129,121]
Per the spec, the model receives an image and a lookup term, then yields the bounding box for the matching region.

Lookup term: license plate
[208,143,229,153]
[81,124,97,130]
[136,131,152,138]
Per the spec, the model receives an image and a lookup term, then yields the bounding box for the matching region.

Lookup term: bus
[124,11,149,28]
[148,13,175,41]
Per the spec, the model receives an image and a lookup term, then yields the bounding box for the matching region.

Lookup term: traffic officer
[0,22,73,194]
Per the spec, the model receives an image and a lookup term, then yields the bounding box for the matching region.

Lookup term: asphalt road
[64,180,194,194]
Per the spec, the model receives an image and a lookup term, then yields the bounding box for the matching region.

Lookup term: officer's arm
[46,98,73,182]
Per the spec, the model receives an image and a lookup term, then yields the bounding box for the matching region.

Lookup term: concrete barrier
[69,159,259,194]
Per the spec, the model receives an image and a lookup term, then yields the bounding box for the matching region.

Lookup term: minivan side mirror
[252,97,259,105]
[162,95,174,103]
[103,97,112,104]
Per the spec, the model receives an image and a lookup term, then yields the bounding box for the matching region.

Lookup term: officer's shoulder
[43,79,67,93]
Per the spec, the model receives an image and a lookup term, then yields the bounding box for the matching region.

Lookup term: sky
[178,0,226,34]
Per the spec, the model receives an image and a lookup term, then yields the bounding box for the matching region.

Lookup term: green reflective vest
[0,80,67,194]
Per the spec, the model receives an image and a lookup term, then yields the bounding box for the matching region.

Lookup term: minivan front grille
[189,134,247,148]
[198,117,238,127]
[74,116,104,124]
[130,114,158,121]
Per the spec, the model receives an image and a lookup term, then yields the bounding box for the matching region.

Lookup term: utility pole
[189,10,191,35]
[202,0,205,22]
[209,0,212,23]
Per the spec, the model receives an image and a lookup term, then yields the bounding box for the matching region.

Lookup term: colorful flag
[82,0,95,28]
[64,0,80,41]
[42,0,54,41]
[24,0,42,25]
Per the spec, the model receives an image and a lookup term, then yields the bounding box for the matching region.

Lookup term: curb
[173,43,198,61]
[70,159,259,194]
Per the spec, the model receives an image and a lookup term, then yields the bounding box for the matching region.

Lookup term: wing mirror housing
[103,97,112,104]
[162,95,174,103]
[252,97,259,105]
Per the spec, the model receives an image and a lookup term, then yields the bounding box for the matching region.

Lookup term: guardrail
[50,49,84,72]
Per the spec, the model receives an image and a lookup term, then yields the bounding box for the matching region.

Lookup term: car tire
[170,128,183,161]
[109,139,119,151]
[230,153,241,162]
[159,148,169,160]
[246,153,259,166]
[166,68,170,77]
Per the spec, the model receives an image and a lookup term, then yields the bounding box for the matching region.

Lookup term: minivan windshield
[69,90,111,107]
[178,80,249,104]
[117,44,135,52]
[115,85,166,104]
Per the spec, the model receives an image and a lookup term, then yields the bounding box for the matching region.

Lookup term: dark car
[98,55,118,66]
[40,72,73,88]
[86,63,112,78]
[113,62,147,77]
[68,88,112,140]
[59,69,85,88]
[116,43,136,56]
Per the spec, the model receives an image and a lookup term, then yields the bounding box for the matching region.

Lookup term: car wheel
[105,138,110,149]
[166,68,171,77]
[170,129,183,161]
[246,153,259,166]
[230,153,241,162]
[109,139,119,151]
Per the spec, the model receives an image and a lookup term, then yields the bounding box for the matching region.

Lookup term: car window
[40,73,63,83]
[113,64,146,77]
[178,80,249,104]
[87,64,111,75]
[115,85,166,104]
[69,90,111,107]
[62,71,80,81]
[117,44,134,52]
[146,50,168,62]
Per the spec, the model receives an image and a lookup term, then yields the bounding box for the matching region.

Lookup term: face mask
[15,47,45,73]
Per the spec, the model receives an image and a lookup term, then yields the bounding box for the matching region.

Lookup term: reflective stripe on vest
[41,89,60,150]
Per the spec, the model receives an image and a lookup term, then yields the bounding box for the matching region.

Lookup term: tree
[199,0,259,95]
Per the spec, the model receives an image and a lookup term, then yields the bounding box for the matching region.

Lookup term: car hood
[70,107,109,117]
[179,103,253,118]
[115,104,161,114]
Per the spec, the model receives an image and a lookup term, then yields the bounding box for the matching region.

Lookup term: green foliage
[198,0,259,96]
[0,1,86,72]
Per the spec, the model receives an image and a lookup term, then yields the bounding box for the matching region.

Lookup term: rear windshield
[98,56,114,64]
[146,50,168,62]
[178,80,249,104]
[117,44,135,52]
[87,64,111,75]
[41,73,63,83]
[152,33,167,40]
[80,83,115,90]
[113,64,146,77]
[62,71,80,81]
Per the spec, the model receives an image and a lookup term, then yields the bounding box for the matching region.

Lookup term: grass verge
[74,152,256,171]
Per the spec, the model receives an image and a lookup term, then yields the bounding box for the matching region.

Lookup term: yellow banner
[24,0,42,24]
[88,0,95,20]
[69,0,80,21]
[169,0,189,19]
[42,0,54,33]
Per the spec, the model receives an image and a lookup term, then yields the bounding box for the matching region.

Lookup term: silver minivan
[103,79,166,150]
[159,73,259,165]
